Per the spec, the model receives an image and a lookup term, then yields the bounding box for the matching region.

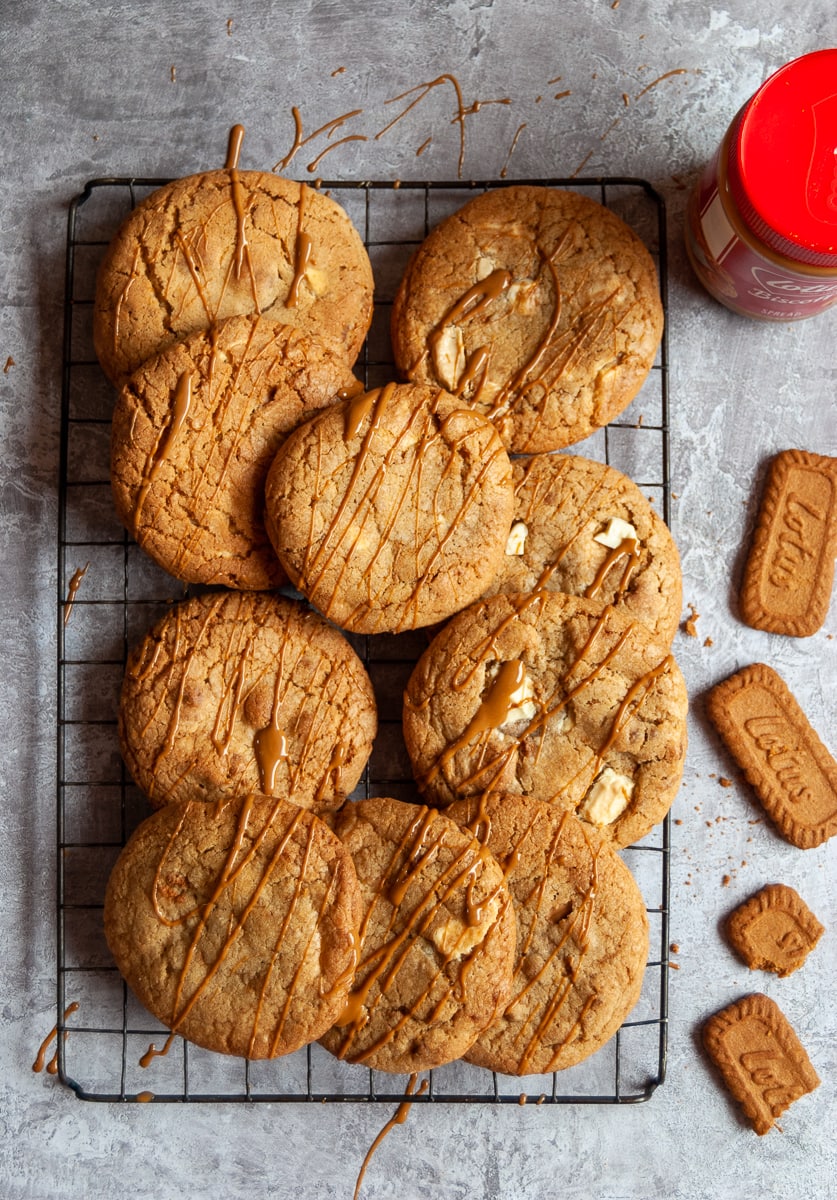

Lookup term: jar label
[687,154,837,320]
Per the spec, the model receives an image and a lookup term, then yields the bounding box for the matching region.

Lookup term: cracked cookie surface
[111,315,357,590]
[482,453,681,645]
[119,590,377,812]
[447,795,649,1075]
[104,792,363,1058]
[391,185,663,453]
[403,591,687,848]
[94,171,373,386]
[319,795,517,1073]
[264,381,515,633]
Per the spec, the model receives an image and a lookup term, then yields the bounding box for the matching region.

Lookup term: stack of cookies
[97,130,686,1079]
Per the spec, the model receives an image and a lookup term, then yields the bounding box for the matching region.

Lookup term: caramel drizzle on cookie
[420,603,672,822]
[145,794,343,1058]
[300,383,510,632]
[132,370,194,537]
[129,594,356,806]
[287,183,314,308]
[332,806,509,1064]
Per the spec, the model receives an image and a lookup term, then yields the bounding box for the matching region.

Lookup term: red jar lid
[728,48,837,268]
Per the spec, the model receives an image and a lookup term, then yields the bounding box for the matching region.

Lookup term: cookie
[707,663,837,849]
[94,142,373,386]
[391,185,663,453]
[119,591,377,812]
[740,449,837,637]
[111,316,358,590]
[726,884,824,977]
[447,794,648,1075]
[404,592,688,848]
[264,381,515,633]
[482,453,682,645]
[702,993,820,1135]
[319,796,517,1074]
[104,792,363,1058]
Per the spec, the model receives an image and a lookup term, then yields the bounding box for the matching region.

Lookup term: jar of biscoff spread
[685,48,837,320]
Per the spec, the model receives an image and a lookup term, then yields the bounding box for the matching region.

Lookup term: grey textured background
[1,1,836,1197]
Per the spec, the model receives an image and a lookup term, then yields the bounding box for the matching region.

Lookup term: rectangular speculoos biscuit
[703,994,820,1135]
[707,663,837,849]
[740,449,837,637]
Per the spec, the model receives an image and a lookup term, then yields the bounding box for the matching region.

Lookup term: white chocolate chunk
[476,256,496,281]
[505,520,528,556]
[581,767,634,826]
[431,900,498,959]
[304,265,329,295]
[594,517,638,549]
[507,279,540,314]
[503,671,539,724]
[432,325,466,389]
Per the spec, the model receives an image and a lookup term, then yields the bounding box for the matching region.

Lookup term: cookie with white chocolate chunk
[481,453,682,645]
[403,592,688,848]
[391,185,663,453]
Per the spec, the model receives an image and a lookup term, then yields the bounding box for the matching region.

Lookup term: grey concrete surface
[1,1,835,1197]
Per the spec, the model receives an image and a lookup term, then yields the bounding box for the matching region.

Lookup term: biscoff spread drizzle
[128,594,359,806]
[419,602,671,815]
[132,370,194,537]
[32,1002,79,1075]
[296,384,510,631]
[63,562,89,627]
[142,795,346,1062]
[332,806,508,1065]
[353,1073,430,1200]
[286,183,313,307]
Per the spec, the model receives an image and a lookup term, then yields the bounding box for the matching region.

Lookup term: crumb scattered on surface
[703,636,713,647]
[674,818,683,825]
[170,65,176,82]
[668,961,680,969]
[670,943,679,954]
[683,604,699,637]
[722,875,731,887]
[3,356,14,373]
[719,777,732,788]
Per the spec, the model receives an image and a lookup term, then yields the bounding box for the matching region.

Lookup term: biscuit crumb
[227,17,233,35]
[674,818,683,825]
[722,874,731,887]
[670,943,679,953]
[703,636,713,647]
[668,961,680,969]
[3,356,14,373]
[170,65,176,83]
[682,604,699,637]
[719,777,732,788]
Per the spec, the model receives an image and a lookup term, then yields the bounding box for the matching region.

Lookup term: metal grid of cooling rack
[56,176,671,1104]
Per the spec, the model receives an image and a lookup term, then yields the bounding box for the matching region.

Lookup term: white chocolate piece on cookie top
[432,325,466,389]
[594,516,638,549]
[503,670,539,725]
[581,767,634,826]
[505,520,528,556]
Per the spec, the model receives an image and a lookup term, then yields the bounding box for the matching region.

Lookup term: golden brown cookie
[111,316,358,590]
[726,884,824,977]
[482,453,682,645]
[264,381,515,633]
[104,792,363,1058]
[391,185,663,453]
[739,449,837,637]
[447,794,648,1075]
[403,592,688,848]
[319,796,517,1074]
[703,993,820,1135]
[94,164,373,386]
[119,591,377,812]
[706,663,837,849]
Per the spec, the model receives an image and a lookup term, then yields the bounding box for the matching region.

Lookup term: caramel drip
[32,1002,79,1073]
[344,386,385,441]
[136,1091,155,1102]
[634,68,689,101]
[353,1074,429,1200]
[306,135,368,173]
[139,1030,176,1069]
[287,183,313,308]
[133,371,194,537]
[225,124,245,170]
[314,740,348,803]
[415,136,432,157]
[63,562,89,627]
[500,122,527,179]
[274,105,364,172]
[221,125,260,306]
[174,228,214,323]
[333,813,496,1062]
[584,537,641,601]
[254,719,288,795]
[146,795,329,1059]
[112,247,141,351]
[375,74,470,178]
[454,344,491,401]
[427,268,511,367]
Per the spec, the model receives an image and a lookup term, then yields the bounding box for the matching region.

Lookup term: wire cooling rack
[56,176,671,1104]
